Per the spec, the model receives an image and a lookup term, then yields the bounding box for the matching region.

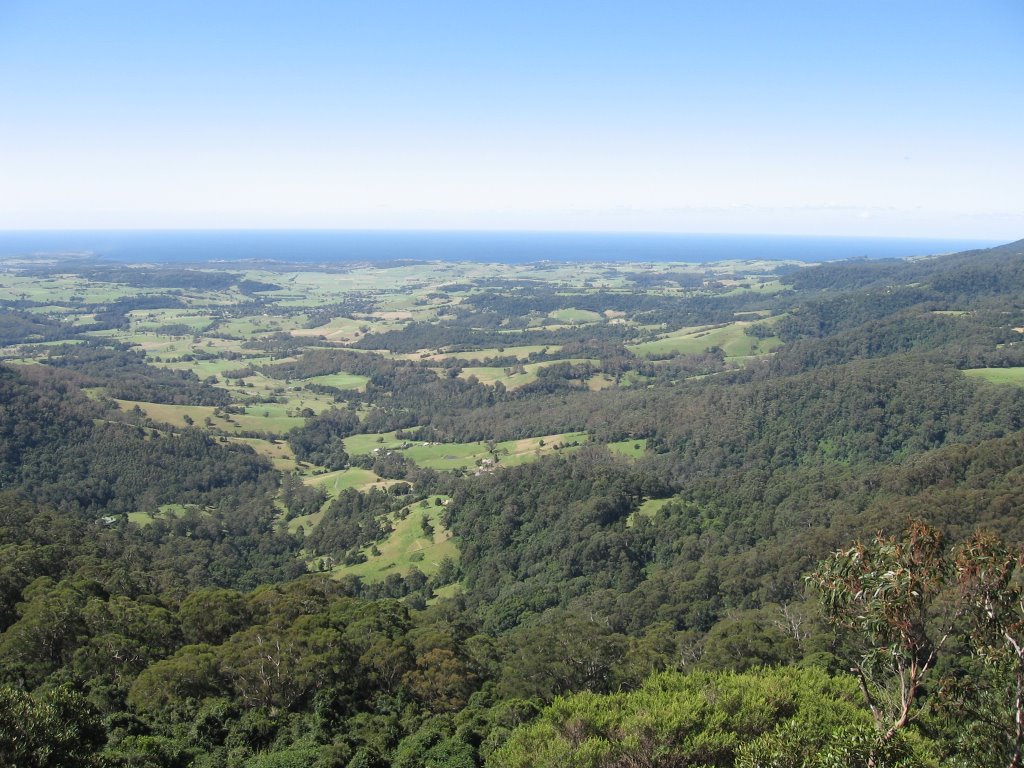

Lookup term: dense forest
[2,240,1024,766]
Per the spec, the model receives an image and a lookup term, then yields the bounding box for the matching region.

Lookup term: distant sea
[0,230,1002,265]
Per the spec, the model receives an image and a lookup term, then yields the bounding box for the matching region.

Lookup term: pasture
[345,431,588,472]
[606,438,647,457]
[548,308,603,323]
[458,358,597,389]
[628,321,781,358]
[963,367,1024,386]
[328,498,459,583]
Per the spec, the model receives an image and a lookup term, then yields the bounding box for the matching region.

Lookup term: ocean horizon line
[0,229,1005,265]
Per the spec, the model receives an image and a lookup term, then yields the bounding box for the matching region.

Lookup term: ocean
[0,230,1001,265]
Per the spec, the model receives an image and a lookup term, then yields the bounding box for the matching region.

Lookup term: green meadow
[404,344,561,363]
[345,431,589,472]
[327,499,459,583]
[548,307,603,323]
[112,398,310,436]
[628,321,781,358]
[626,496,678,527]
[963,367,1024,386]
[301,372,370,391]
[304,467,390,497]
[606,438,648,457]
[459,358,597,389]
[127,503,202,527]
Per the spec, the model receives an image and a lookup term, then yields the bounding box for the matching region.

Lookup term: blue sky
[0,1,1021,237]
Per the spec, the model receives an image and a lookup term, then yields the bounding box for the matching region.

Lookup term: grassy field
[127,503,201,527]
[129,309,215,332]
[302,372,370,391]
[113,399,217,428]
[287,467,392,533]
[635,497,675,517]
[291,317,366,343]
[112,398,309,435]
[304,467,390,496]
[722,279,788,296]
[211,316,305,338]
[606,438,647,457]
[548,308,603,323]
[626,496,678,527]
[430,583,463,602]
[402,344,561,363]
[456,365,540,388]
[151,357,256,379]
[415,432,588,470]
[628,321,781,358]
[401,442,485,470]
[227,437,299,471]
[963,367,1024,386]
[458,358,597,389]
[328,498,459,583]
[84,330,192,356]
[586,374,617,390]
[345,431,588,472]
[0,274,154,304]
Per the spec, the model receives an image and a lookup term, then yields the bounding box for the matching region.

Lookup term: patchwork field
[0,257,789,599]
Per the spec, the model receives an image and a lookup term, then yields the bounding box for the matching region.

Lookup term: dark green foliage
[76,265,261,292]
[307,489,399,558]
[0,684,106,768]
[0,363,274,515]
[392,717,475,768]
[41,343,232,405]
[5,241,1024,765]
[289,409,359,469]
[488,667,929,768]
[0,309,79,345]
[280,472,328,519]
[260,348,399,382]
[697,608,801,672]
[178,588,252,645]
[449,449,654,629]
[781,239,1024,295]
[238,279,283,294]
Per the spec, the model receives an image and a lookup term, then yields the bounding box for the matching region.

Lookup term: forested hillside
[2,241,1024,766]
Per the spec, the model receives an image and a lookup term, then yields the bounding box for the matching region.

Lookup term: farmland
[6,239,1024,767]
[0,255,798,596]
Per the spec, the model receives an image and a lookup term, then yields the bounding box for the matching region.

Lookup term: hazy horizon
[1,2,1021,238]
[0,229,1002,265]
